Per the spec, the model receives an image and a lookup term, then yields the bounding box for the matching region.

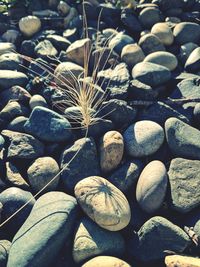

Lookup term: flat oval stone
[73,217,125,264]
[74,176,131,231]
[0,71,28,90]
[139,7,162,29]
[24,106,72,142]
[0,43,16,56]
[165,255,200,267]
[19,15,41,37]
[100,131,124,173]
[144,51,178,71]
[121,43,145,68]
[27,157,60,193]
[7,192,79,267]
[123,120,165,157]
[82,256,131,267]
[132,62,171,87]
[109,32,134,55]
[151,22,174,46]
[165,117,200,159]
[139,33,166,55]
[29,94,47,109]
[136,161,168,213]
[184,47,200,73]
[173,22,200,45]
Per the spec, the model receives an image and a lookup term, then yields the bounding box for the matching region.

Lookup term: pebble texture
[75,176,131,231]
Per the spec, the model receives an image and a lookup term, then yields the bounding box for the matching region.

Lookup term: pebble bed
[0,0,200,266]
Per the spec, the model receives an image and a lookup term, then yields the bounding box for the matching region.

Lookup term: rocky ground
[0,0,200,266]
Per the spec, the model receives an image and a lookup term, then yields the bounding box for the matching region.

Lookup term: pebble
[129,79,158,100]
[138,33,166,55]
[173,22,200,45]
[7,116,28,132]
[128,216,190,262]
[179,42,198,64]
[0,135,5,150]
[168,158,200,213]
[24,106,72,143]
[27,157,60,193]
[0,86,31,106]
[108,159,144,193]
[0,70,28,90]
[151,22,174,46]
[0,53,22,70]
[123,120,164,157]
[61,137,100,193]
[34,40,58,60]
[2,29,20,44]
[0,43,16,56]
[74,176,131,231]
[136,160,168,213]
[132,62,171,87]
[165,117,200,160]
[82,256,131,267]
[184,47,200,73]
[66,38,91,66]
[73,217,125,264]
[29,94,48,109]
[144,51,178,71]
[99,131,124,173]
[121,43,145,68]
[165,255,200,267]
[7,192,79,267]
[0,187,35,238]
[139,7,162,29]
[19,15,41,37]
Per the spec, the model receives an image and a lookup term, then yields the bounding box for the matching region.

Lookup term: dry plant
[0,1,118,228]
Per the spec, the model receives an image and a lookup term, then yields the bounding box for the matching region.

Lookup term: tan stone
[151,22,174,46]
[165,255,200,267]
[82,256,131,267]
[121,44,145,68]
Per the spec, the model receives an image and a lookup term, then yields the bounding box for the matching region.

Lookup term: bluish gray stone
[173,22,200,45]
[0,187,35,238]
[7,192,79,267]
[60,137,100,193]
[24,106,72,142]
[108,160,144,193]
[109,33,134,55]
[185,47,200,73]
[0,240,11,267]
[0,71,28,90]
[132,62,171,87]
[165,117,200,159]
[168,158,200,213]
[128,216,190,262]
[7,116,28,132]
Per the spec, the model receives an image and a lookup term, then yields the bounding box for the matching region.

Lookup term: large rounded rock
[165,255,200,267]
[184,47,200,73]
[100,131,124,173]
[29,94,47,110]
[179,42,198,64]
[82,256,131,267]
[0,187,35,238]
[34,40,58,60]
[24,106,72,143]
[0,71,28,90]
[173,22,200,45]
[165,117,200,159]
[0,43,16,56]
[132,62,171,87]
[27,157,60,193]
[139,33,166,55]
[168,158,200,213]
[73,217,125,264]
[54,62,84,87]
[129,216,190,262]
[121,43,145,68]
[7,192,79,267]
[123,120,165,157]
[109,32,134,55]
[0,240,11,267]
[0,53,22,71]
[74,176,131,231]
[151,22,174,46]
[139,7,162,29]
[144,51,178,71]
[19,16,41,37]
[136,161,168,213]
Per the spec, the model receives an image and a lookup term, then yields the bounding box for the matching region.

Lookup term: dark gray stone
[0,187,35,238]
[97,63,130,100]
[121,9,142,33]
[139,33,166,55]
[7,192,79,267]
[82,119,114,139]
[173,22,200,45]
[129,79,159,100]
[46,35,71,51]
[109,33,134,55]
[132,62,171,87]
[128,216,190,262]
[60,137,100,193]
[7,116,28,132]
[0,86,31,107]
[168,158,200,213]
[0,53,22,71]
[0,71,28,90]
[165,117,200,159]
[0,240,11,267]
[1,130,44,160]
[108,159,144,192]
[24,107,72,143]
[99,99,137,129]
